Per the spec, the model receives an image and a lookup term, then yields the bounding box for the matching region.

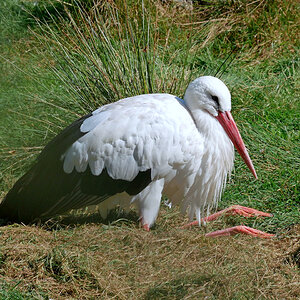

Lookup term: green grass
[0,0,299,298]
[0,280,46,300]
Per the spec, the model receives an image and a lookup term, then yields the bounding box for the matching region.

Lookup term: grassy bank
[0,0,299,298]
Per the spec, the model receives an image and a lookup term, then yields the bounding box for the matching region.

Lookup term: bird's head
[184,76,257,179]
[184,76,231,116]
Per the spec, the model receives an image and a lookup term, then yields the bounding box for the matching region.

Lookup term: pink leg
[205,225,275,238]
[182,205,272,228]
[139,217,150,231]
[142,223,150,232]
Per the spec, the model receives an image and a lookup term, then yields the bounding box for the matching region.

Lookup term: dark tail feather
[0,159,82,223]
[0,168,36,223]
[0,162,86,224]
[0,113,93,224]
[0,163,59,223]
[0,159,152,224]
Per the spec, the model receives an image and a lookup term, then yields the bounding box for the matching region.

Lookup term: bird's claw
[143,223,150,231]
[182,205,273,228]
[223,205,273,218]
[182,205,274,239]
[139,217,150,231]
[205,225,275,238]
[182,220,201,228]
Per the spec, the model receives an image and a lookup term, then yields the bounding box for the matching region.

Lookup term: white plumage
[0,76,256,228]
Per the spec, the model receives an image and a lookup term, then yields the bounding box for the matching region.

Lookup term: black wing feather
[0,113,151,224]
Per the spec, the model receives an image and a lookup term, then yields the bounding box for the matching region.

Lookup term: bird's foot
[139,217,150,231]
[205,225,275,238]
[182,205,274,238]
[182,205,272,228]
[220,205,273,218]
[142,223,150,231]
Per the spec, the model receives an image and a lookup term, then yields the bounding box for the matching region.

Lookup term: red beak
[216,111,257,179]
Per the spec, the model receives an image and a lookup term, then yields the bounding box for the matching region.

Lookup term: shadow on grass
[41,209,140,231]
[285,246,300,269]
[144,274,216,300]
[0,208,154,232]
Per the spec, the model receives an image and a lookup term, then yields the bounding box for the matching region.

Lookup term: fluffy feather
[0,76,235,227]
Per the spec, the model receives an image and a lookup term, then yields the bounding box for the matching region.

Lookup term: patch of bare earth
[0,211,299,299]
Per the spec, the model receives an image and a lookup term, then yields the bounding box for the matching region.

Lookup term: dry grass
[189,0,299,61]
[0,208,299,299]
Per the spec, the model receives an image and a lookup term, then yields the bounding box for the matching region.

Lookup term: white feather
[62,77,235,227]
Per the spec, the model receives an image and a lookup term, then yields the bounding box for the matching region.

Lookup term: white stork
[0,76,273,237]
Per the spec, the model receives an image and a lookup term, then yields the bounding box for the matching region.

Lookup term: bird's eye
[211,95,219,103]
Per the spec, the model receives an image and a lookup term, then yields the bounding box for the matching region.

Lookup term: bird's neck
[191,109,220,140]
[191,109,234,163]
